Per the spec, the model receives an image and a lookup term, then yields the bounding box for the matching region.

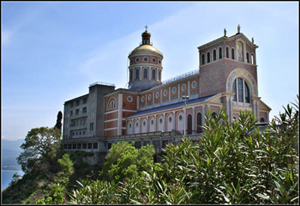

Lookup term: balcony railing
[162,69,199,85]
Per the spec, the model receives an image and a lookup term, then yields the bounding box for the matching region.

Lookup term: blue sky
[1,1,299,141]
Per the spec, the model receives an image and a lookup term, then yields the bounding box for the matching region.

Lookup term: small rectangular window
[75,109,79,115]
[82,107,87,113]
[76,100,80,106]
[93,143,98,149]
[108,143,112,150]
[90,122,94,131]
[88,143,92,149]
[83,143,87,149]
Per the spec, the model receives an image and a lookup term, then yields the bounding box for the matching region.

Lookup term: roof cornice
[197,33,258,50]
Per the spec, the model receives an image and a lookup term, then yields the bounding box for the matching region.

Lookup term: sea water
[1,170,24,191]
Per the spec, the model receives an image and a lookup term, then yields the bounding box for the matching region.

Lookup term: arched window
[143,68,148,79]
[213,49,217,61]
[219,47,222,59]
[212,112,217,119]
[109,100,115,109]
[238,78,244,102]
[251,54,255,64]
[135,69,139,80]
[246,52,250,63]
[152,69,156,80]
[187,114,192,134]
[237,41,244,62]
[207,52,210,63]
[231,48,235,60]
[232,78,250,103]
[202,54,205,65]
[197,112,203,133]
[129,69,133,81]
[260,117,265,122]
[245,82,250,103]
[226,47,229,58]
[158,70,161,81]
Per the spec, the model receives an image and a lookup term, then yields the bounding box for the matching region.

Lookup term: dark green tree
[54,111,63,132]
[16,127,62,174]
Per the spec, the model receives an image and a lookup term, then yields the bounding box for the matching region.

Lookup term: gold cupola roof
[129,27,163,58]
[130,44,163,57]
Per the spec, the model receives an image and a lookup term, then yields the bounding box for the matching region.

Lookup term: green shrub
[68,97,298,204]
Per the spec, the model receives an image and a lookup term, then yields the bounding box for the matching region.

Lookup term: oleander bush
[69,96,298,204]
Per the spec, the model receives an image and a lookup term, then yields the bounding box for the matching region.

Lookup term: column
[155,114,157,131]
[256,101,259,118]
[132,121,135,135]
[198,75,201,96]
[202,105,206,125]
[230,97,233,123]
[163,112,166,132]
[139,117,141,133]
[160,89,162,104]
[160,137,162,152]
[252,100,256,117]
[153,91,154,106]
[225,96,229,122]
[188,80,190,96]
[178,84,180,99]
[117,93,123,135]
[192,106,195,133]
[139,67,142,80]
[173,111,176,131]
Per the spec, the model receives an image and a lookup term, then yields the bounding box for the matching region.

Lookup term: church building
[62,26,271,154]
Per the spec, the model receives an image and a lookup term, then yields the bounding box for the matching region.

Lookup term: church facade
[62,26,271,153]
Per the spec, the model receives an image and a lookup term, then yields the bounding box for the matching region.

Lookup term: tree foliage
[103,141,156,182]
[69,96,298,204]
[17,127,62,174]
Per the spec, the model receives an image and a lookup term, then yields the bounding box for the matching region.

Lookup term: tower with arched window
[198,26,270,123]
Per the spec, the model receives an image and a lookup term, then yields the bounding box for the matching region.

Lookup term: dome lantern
[142,26,151,45]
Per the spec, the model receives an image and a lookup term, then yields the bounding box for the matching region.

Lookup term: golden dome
[129,44,163,57]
